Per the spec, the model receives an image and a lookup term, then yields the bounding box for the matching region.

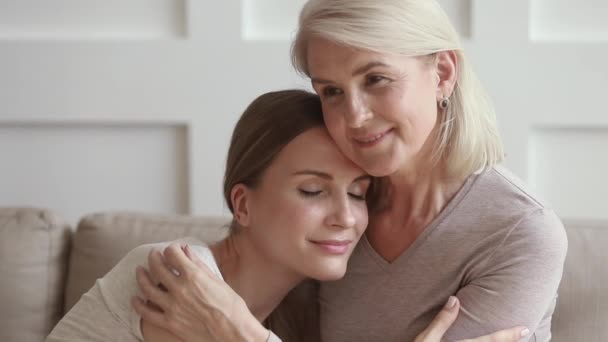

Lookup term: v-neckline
[360,171,481,270]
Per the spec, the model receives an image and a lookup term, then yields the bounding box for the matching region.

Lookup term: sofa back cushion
[552,220,608,341]
[0,208,71,342]
[61,212,608,341]
[64,212,230,311]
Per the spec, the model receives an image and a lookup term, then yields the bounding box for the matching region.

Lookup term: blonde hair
[291,0,504,178]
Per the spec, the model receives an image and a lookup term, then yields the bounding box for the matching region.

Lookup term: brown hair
[223,89,324,216]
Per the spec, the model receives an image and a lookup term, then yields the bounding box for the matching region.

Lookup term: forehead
[307,37,374,66]
[306,36,405,77]
[268,127,364,178]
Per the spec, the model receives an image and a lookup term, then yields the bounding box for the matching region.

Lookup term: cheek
[416,98,439,133]
[322,109,355,154]
[390,90,436,132]
[412,79,440,124]
[322,108,339,132]
[271,197,324,232]
[355,206,369,234]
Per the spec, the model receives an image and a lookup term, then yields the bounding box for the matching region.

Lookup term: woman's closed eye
[348,192,366,201]
[299,189,323,197]
[348,179,371,201]
[300,188,365,201]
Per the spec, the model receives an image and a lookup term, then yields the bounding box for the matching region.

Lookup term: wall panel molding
[528,126,608,220]
[530,0,608,42]
[0,122,189,224]
[0,0,186,40]
[242,0,472,40]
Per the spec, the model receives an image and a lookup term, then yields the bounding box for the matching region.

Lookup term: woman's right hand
[133,244,268,342]
[414,296,530,342]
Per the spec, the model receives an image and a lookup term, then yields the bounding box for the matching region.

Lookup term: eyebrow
[311,61,390,85]
[352,61,389,77]
[293,170,332,179]
[292,170,371,183]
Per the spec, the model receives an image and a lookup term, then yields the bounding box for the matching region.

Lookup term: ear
[434,50,458,101]
[230,184,252,227]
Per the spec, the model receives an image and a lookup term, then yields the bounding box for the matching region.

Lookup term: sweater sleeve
[443,208,568,341]
[46,244,160,342]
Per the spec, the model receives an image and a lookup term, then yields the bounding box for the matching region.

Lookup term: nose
[344,92,372,128]
[326,195,357,230]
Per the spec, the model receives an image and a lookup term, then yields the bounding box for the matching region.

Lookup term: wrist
[241,313,269,342]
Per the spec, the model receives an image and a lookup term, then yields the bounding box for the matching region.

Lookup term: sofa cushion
[64,211,230,311]
[552,220,608,341]
[0,208,71,342]
[59,212,608,341]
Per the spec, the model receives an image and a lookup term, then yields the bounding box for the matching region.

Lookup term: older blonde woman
[134,1,567,341]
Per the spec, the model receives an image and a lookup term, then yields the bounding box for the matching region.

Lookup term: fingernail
[521,328,530,337]
[445,296,457,309]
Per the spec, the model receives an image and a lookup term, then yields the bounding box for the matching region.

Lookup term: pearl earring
[439,97,450,109]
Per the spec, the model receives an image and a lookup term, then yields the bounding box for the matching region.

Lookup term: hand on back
[133,244,268,342]
[415,296,529,342]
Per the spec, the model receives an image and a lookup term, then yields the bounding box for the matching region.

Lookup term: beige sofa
[0,207,606,341]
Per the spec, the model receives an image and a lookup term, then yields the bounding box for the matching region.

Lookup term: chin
[357,153,404,177]
[366,161,401,178]
[367,165,396,177]
[310,264,348,282]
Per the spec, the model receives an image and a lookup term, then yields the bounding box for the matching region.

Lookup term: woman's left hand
[132,243,269,342]
[414,296,529,342]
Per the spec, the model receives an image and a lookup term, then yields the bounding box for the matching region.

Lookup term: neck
[380,155,467,232]
[209,233,305,322]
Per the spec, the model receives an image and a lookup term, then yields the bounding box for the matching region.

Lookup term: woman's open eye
[322,86,343,98]
[366,75,388,86]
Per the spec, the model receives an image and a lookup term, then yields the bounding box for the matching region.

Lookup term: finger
[163,243,196,277]
[183,244,214,276]
[136,266,171,310]
[420,296,460,341]
[459,326,530,342]
[132,296,168,330]
[147,249,180,292]
[182,244,196,262]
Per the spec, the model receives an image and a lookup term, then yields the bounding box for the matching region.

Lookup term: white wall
[0,0,606,224]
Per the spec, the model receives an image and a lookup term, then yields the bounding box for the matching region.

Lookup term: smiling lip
[352,128,393,148]
[310,240,352,255]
